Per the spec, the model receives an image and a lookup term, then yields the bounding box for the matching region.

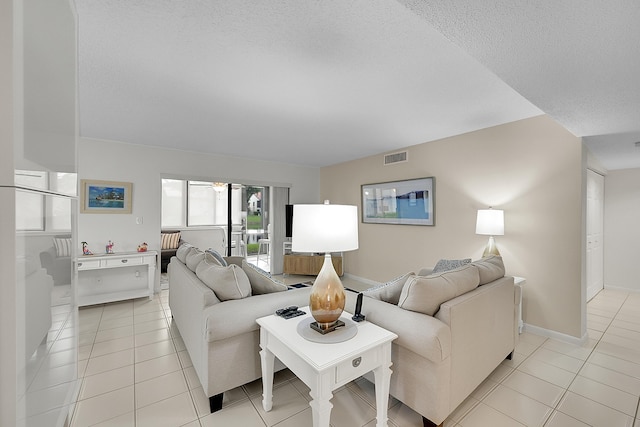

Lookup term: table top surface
[77,250,158,260]
[257,307,397,371]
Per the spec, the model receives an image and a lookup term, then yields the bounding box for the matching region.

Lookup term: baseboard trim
[602,285,640,294]
[522,323,588,346]
[343,273,378,288]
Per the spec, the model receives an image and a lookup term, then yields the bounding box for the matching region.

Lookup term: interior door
[586,169,605,301]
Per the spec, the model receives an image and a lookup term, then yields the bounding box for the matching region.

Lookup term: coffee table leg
[260,346,275,411]
[309,373,333,427]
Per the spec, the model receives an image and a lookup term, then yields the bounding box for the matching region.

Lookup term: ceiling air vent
[383,151,408,165]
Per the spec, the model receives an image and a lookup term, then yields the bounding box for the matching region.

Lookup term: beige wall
[604,168,640,290]
[321,115,585,338]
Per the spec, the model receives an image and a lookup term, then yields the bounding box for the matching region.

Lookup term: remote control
[276,306,303,319]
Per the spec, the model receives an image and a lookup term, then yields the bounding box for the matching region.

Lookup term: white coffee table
[257,307,397,427]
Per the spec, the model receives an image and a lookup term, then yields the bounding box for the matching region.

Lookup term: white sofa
[168,245,311,411]
[344,256,519,427]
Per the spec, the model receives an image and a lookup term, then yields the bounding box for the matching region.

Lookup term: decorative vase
[309,253,345,332]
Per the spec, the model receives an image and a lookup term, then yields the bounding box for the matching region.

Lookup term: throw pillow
[472,255,505,285]
[175,243,193,263]
[161,232,181,250]
[363,272,414,305]
[185,247,205,272]
[202,251,223,267]
[196,261,251,301]
[205,249,227,267]
[398,264,480,316]
[241,260,288,294]
[53,237,72,257]
[432,258,471,274]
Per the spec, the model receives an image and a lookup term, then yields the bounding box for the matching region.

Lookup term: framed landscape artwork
[80,179,132,214]
[361,177,434,225]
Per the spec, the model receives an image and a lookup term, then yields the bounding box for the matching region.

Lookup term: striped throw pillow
[161,232,181,250]
[53,237,72,257]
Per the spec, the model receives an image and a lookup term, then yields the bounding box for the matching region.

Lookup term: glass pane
[162,179,186,228]
[16,190,77,427]
[50,172,77,197]
[15,170,47,190]
[16,190,44,231]
[188,181,216,226]
[50,197,72,231]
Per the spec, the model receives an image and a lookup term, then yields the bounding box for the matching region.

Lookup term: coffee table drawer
[335,348,380,384]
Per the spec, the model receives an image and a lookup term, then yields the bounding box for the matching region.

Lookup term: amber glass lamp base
[309,253,346,334]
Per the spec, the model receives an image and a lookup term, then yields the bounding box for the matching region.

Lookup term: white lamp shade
[476,209,504,236]
[291,204,359,253]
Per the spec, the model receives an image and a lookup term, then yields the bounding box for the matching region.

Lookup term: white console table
[75,251,157,307]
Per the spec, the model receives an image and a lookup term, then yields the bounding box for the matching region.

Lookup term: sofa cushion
[185,247,205,272]
[176,243,193,263]
[472,255,505,285]
[363,272,414,305]
[206,249,227,267]
[195,260,252,301]
[241,260,288,294]
[432,258,471,274]
[417,267,434,276]
[398,264,480,316]
[161,232,181,250]
[53,237,72,257]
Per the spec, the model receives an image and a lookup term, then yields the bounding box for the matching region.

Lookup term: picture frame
[80,179,132,214]
[361,177,434,225]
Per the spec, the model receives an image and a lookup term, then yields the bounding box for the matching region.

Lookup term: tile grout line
[542,291,632,426]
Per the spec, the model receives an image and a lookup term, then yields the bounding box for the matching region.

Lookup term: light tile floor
[70,288,640,426]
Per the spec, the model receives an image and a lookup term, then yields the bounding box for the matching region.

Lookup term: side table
[514,276,526,334]
[256,308,397,427]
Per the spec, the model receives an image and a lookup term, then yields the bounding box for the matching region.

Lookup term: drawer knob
[78,262,82,267]
[352,357,362,368]
[121,259,128,263]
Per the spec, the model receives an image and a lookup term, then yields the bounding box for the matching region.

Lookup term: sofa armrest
[204,288,312,342]
[39,247,55,270]
[435,276,515,409]
[345,292,451,364]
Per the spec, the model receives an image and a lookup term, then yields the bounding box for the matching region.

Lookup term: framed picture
[80,179,132,214]
[362,177,434,225]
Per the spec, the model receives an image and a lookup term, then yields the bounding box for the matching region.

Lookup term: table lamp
[476,208,504,257]
[292,201,359,334]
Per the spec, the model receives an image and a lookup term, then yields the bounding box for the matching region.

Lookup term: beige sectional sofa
[169,247,518,426]
[167,244,311,412]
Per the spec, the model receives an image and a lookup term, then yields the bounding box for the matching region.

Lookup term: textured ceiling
[399,0,640,170]
[75,0,640,169]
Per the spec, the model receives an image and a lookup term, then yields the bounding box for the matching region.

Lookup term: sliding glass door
[161,180,279,272]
